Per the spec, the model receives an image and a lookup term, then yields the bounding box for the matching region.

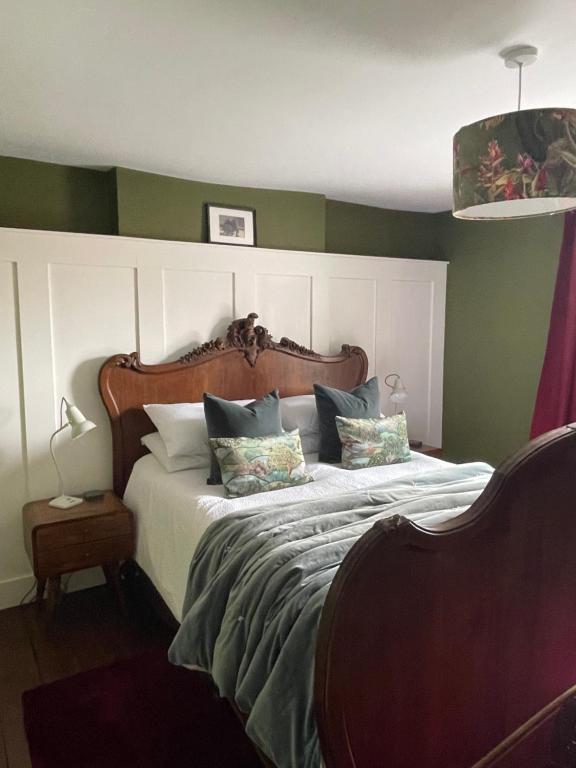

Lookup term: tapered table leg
[103,561,125,612]
[46,576,61,617]
[35,577,47,609]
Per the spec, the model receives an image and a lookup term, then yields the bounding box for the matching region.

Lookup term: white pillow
[143,400,250,459]
[143,402,210,460]
[280,395,319,437]
[141,432,201,473]
[300,432,320,455]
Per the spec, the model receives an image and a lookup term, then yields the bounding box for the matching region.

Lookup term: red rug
[22,649,262,768]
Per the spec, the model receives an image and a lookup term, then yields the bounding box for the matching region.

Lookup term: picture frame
[206,204,256,247]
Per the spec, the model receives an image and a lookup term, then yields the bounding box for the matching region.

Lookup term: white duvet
[124,451,450,620]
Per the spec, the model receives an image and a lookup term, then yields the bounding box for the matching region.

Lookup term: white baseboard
[0,567,105,611]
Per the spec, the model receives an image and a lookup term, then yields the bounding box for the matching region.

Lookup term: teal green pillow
[210,430,313,498]
[203,390,283,485]
[314,377,380,463]
[335,413,411,470]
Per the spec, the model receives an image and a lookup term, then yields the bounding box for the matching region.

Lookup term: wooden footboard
[315,425,576,767]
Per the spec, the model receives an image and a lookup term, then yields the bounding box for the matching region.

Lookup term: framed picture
[206,204,256,247]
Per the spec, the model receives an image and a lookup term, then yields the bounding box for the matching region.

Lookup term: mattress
[123,451,450,621]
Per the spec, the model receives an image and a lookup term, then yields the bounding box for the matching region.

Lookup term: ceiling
[1,0,575,212]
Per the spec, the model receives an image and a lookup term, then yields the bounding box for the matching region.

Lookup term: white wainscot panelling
[50,263,137,497]
[0,262,29,606]
[162,269,234,360]
[0,228,446,608]
[328,277,376,375]
[387,279,435,444]
[255,274,312,347]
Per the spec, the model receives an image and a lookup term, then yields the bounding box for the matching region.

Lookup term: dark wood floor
[0,585,175,768]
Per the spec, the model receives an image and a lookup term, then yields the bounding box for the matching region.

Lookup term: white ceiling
[1,0,575,212]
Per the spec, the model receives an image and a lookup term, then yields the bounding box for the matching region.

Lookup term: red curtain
[531,211,576,438]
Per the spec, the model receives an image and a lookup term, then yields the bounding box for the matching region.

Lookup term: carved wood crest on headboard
[115,312,328,372]
[99,313,368,495]
[178,312,321,368]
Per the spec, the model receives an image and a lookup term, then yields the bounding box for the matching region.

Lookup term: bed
[123,450,450,621]
[100,313,576,768]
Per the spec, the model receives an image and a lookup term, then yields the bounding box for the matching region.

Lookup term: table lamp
[384,373,408,414]
[49,397,97,509]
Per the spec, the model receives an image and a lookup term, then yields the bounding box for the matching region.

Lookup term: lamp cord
[517,62,523,111]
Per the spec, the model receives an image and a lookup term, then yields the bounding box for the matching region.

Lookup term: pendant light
[453,46,576,220]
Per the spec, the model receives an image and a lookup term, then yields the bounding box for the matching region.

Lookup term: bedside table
[23,492,135,615]
[412,444,443,460]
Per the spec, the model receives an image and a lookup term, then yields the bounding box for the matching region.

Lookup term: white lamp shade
[385,374,408,404]
[70,418,97,439]
[64,402,97,439]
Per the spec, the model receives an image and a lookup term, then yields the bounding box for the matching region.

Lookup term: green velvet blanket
[169,462,493,767]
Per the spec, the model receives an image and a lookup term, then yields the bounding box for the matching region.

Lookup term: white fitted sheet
[124,452,450,621]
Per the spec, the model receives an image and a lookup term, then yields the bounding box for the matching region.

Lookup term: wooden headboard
[99,313,368,496]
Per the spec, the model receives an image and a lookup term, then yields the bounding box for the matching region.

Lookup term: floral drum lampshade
[453,108,576,219]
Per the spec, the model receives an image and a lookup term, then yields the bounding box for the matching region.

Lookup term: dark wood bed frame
[100,313,576,768]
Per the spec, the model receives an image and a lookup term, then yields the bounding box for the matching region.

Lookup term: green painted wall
[114,168,326,252]
[438,212,563,466]
[326,199,440,260]
[0,156,444,259]
[0,156,443,259]
[0,156,116,234]
[0,154,566,468]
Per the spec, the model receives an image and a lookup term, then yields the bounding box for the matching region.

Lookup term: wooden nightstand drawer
[36,534,134,578]
[23,491,135,616]
[34,510,132,550]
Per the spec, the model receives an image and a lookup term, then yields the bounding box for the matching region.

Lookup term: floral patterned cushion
[335,414,411,470]
[210,430,313,498]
